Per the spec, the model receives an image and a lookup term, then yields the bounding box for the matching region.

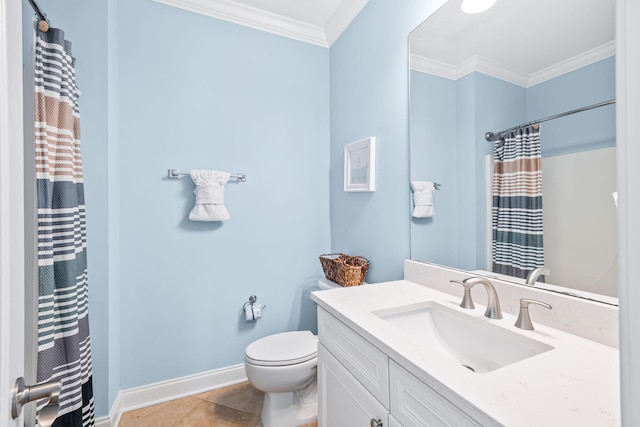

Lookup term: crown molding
[151,0,369,48]
[468,56,530,87]
[152,0,327,46]
[324,0,369,46]
[409,54,529,86]
[527,41,616,87]
[411,41,616,88]
[410,54,459,80]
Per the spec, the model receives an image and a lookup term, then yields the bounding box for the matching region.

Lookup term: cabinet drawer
[390,361,481,427]
[318,308,389,407]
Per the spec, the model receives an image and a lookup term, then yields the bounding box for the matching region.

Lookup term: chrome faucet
[450,276,502,319]
[526,267,550,287]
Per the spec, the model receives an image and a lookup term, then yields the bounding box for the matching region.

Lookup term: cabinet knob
[370,418,383,427]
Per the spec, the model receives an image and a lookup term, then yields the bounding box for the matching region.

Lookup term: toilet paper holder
[243,295,266,321]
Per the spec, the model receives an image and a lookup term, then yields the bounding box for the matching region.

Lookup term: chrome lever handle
[520,299,552,308]
[515,299,552,330]
[449,280,475,309]
[370,418,383,427]
[11,377,61,427]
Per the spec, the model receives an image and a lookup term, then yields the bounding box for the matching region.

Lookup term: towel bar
[167,169,246,182]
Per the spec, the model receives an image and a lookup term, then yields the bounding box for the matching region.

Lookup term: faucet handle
[449,280,475,309]
[515,299,552,330]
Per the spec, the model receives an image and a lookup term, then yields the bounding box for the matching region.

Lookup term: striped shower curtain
[491,125,544,279]
[35,28,95,427]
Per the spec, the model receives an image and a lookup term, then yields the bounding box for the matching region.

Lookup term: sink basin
[373,301,553,373]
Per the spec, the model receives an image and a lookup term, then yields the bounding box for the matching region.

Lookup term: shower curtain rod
[27,0,50,32]
[484,99,616,142]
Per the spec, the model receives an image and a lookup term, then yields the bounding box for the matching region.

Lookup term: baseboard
[95,416,111,427]
[103,364,247,426]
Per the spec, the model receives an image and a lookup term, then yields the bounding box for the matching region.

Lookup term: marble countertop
[311,280,620,427]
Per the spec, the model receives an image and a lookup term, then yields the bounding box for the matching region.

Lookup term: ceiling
[151,0,369,47]
[410,0,616,87]
[152,0,615,87]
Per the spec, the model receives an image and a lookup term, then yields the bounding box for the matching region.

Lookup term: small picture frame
[344,137,376,192]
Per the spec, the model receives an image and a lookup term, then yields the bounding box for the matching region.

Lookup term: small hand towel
[411,181,435,218]
[189,170,231,221]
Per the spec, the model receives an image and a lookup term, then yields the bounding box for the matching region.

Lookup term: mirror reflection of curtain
[492,125,544,279]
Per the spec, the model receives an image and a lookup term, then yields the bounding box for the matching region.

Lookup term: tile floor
[118,381,317,427]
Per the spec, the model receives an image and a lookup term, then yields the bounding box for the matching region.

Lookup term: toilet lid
[245,331,318,366]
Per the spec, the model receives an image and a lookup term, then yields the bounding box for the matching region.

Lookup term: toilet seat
[245,331,318,367]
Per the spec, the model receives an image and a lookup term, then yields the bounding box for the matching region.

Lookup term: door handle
[11,377,61,427]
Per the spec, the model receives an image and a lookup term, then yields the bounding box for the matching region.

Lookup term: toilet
[244,278,340,427]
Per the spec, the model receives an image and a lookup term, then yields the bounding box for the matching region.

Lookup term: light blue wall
[117,0,330,390]
[454,74,479,269]
[329,0,446,282]
[409,71,525,269]
[23,0,330,416]
[106,0,121,409]
[527,56,616,157]
[472,73,527,268]
[409,71,459,266]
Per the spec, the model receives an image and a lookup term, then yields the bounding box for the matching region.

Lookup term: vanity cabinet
[317,307,480,427]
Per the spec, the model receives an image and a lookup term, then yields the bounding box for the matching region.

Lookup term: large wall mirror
[409,0,617,304]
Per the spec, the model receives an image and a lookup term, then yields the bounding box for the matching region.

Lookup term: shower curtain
[492,125,544,279]
[34,28,95,427]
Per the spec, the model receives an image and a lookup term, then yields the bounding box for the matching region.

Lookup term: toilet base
[261,379,317,427]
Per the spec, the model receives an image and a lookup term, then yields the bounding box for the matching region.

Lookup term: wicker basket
[319,253,369,287]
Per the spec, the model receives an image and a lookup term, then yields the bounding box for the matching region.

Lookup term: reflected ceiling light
[461,0,497,14]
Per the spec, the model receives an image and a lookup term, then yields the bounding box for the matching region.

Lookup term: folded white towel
[411,181,435,218]
[189,170,231,221]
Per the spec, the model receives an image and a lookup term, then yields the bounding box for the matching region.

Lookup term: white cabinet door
[390,362,481,427]
[318,344,388,427]
[318,308,389,407]
[389,414,403,427]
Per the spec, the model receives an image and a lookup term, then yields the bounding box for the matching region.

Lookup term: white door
[1,0,26,425]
